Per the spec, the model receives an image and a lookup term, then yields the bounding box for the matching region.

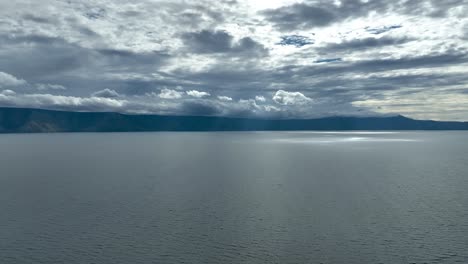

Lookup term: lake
[1,132,468,263]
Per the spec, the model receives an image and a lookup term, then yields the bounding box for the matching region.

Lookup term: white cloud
[264,105,281,112]
[0,91,283,117]
[255,95,266,102]
[273,90,312,105]
[159,88,183,99]
[0,93,126,111]
[186,90,211,98]
[237,99,281,114]
[1,89,16,96]
[218,96,233,101]
[92,88,120,98]
[0,72,26,87]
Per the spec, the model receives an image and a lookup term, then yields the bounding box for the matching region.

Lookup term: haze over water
[1,132,468,263]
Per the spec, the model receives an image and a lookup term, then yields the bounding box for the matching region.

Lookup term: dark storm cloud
[181,30,268,56]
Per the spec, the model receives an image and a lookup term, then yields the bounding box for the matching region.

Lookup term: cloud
[159,88,183,99]
[261,1,465,31]
[217,96,232,101]
[181,30,267,56]
[463,23,468,40]
[273,90,312,105]
[0,92,126,112]
[365,25,402,35]
[262,3,336,31]
[186,90,210,98]
[352,89,468,121]
[401,0,468,18]
[0,34,169,82]
[280,52,468,79]
[83,7,107,20]
[318,37,412,53]
[182,30,232,53]
[180,100,222,116]
[255,96,266,102]
[37,83,67,91]
[314,58,342,63]
[0,0,467,120]
[92,88,120,98]
[22,13,55,24]
[1,90,16,96]
[235,99,281,116]
[0,72,27,87]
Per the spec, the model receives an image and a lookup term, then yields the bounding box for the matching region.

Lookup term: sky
[0,0,468,121]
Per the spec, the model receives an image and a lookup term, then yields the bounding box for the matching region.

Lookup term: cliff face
[1,107,467,133]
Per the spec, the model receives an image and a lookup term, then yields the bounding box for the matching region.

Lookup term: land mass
[0,107,467,133]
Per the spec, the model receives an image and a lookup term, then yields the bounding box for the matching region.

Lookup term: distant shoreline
[1,107,467,133]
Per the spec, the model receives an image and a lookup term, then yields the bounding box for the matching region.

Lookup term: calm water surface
[1,132,468,263]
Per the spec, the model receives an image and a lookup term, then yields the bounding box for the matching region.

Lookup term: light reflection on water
[0,132,467,264]
[275,137,420,143]
[270,132,420,144]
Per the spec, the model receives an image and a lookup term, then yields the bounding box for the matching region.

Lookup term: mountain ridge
[1,107,467,133]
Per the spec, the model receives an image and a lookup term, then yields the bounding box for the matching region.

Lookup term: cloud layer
[0,0,467,120]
